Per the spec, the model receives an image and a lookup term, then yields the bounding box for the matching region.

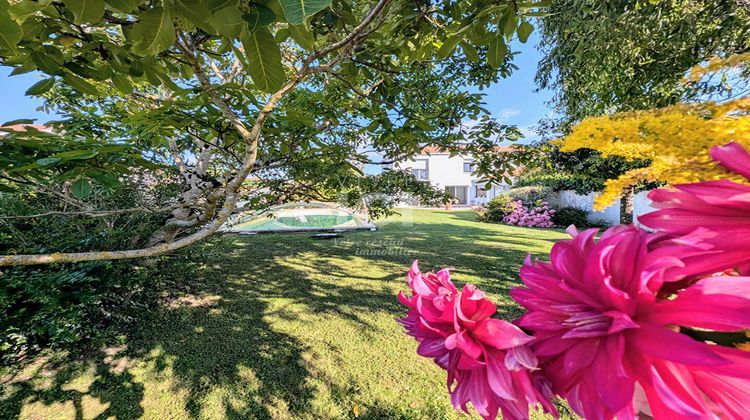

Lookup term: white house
[392,146,514,206]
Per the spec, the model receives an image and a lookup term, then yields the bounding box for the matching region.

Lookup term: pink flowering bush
[502,200,555,228]
[398,142,750,419]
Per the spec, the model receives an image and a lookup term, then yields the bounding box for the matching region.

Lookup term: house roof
[0,124,55,134]
[419,145,515,155]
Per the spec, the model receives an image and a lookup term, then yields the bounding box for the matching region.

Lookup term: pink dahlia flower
[398,261,555,420]
[639,141,750,276]
[512,225,750,419]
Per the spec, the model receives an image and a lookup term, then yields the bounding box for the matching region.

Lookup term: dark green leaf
[279,0,331,25]
[53,150,99,159]
[289,24,314,50]
[71,178,92,198]
[517,20,533,43]
[25,78,55,96]
[460,41,479,62]
[171,0,216,33]
[105,0,142,13]
[487,36,507,69]
[31,47,63,74]
[2,119,35,126]
[62,72,99,95]
[128,60,144,77]
[499,10,517,38]
[62,0,104,24]
[131,7,176,56]
[9,0,51,22]
[111,73,133,94]
[437,36,460,59]
[243,4,275,32]
[205,0,234,13]
[241,27,286,92]
[208,5,245,38]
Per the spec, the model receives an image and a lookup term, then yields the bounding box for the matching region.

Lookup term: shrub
[0,179,182,365]
[503,200,555,228]
[477,195,515,222]
[513,173,605,195]
[508,186,560,209]
[552,207,590,228]
[0,262,147,364]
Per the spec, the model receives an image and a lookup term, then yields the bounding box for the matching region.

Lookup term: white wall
[395,153,508,205]
[632,190,657,230]
[559,190,621,225]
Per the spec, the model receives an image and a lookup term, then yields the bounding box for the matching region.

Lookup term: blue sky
[476,32,554,145]
[0,32,553,156]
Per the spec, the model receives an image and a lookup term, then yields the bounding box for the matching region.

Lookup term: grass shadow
[2,210,567,418]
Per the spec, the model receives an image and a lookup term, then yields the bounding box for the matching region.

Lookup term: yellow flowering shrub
[684,52,750,83]
[556,97,750,210]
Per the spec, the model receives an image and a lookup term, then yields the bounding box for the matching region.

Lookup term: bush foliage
[0,181,179,365]
[476,195,516,223]
[513,173,604,195]
[507,186,560,209]
[551,207,589,229]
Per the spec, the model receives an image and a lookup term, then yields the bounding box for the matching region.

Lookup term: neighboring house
[0,124,55,135]
[392,146,515,206]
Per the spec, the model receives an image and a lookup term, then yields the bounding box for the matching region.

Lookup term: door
[445,186,468,205]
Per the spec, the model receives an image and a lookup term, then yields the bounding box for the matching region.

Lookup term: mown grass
[1,210,569,419]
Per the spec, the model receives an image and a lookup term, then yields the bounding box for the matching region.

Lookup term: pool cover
[222,202,376,234]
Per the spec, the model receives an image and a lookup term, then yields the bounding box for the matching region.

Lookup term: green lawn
[1,210,569,419]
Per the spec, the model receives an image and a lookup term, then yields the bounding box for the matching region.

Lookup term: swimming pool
[223,202,375,234]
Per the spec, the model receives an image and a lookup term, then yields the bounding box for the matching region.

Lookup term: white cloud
[496,107,521,122]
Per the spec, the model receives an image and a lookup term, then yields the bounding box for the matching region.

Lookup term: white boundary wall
[632,190,658,230]
[558,191,621,225]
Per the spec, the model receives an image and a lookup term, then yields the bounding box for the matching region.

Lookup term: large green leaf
[437,36,461,60]
[105,0,143,13]
[171,0,216,33]
[241,28,285,92]
[487,36,507,69]
[208,5,245,38]
[71,178,93,198]
[25,77,55,96]
[131,7,176,56]
[53,149,99,159]
[205,0,234,13]
[31,50,62,74]
[0,13,22,54]
[460,41,479,62]
[289,24,314,50]
[63,72,99,95]
[517,20,533,43]
[278,0,331,25]
[62,0,104,24]
[2,119,35,127]
[110,72,133,94]
[9,0,52,22]
[243,4,275,32]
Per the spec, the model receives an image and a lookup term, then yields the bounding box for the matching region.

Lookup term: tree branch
[0,0,394,266]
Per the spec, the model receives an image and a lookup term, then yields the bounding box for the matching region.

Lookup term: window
[463,161,473,173]
[475,185,487,198]
[412,168,428,180]
[411,159,428,180]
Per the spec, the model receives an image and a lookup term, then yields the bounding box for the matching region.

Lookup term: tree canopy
[537,0,750,128]
[0,0,547,265]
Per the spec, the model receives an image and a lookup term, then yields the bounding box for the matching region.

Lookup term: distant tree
[0,0,546,265]
[537,0,750,128]
[518,1,749,197]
